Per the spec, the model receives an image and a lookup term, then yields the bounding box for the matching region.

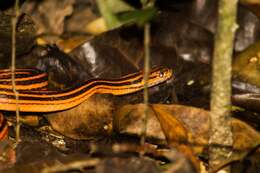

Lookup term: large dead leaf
[114,104,204,170]
[114,104,166,144]
[114,104,209,152]
[152,104,206,171]
[45,94,114,140]
[114,104,260,170]
[152,104,209,151]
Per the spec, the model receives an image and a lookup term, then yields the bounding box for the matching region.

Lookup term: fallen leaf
[45,94,114,140]
[114,103,260,170]
[0,140,16,170]
[114,104,166,144]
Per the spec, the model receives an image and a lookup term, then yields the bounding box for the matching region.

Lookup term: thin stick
[11,0,21,143]
[42,158,99,173]
[140,23,151,146]
[140,0,155,149]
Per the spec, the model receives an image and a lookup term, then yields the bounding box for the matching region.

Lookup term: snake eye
[159,71,165,78]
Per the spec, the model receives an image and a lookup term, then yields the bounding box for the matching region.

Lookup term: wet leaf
[69,40,139,78]
[232,93,260,112]
[187,0,260,52]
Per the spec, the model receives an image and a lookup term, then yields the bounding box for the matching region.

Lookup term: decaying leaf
[22,0,75,41]
[45,94,114,140]
[115,104,209,152]
[232,118,260,152]
[113,104,166,144]
[114,104,204,170]
[56,36,90,53]
[152,104,205,171]
[114,103,260,170]
[0,140,16,170]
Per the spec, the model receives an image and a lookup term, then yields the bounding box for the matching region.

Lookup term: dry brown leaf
[152,104,202,171]
[211,119,260,173]
[114,104,202,170]
[152,105,188,144]
[114,104,260,149]
[23,0,75,43]
[56,36,90,53]
[113,104,166,143]
[153,104,210,155]
[45,94,114,140]
[114,104,209,149]
[155,104,260,171]
[232,118,260,152]
[114,103,260,170]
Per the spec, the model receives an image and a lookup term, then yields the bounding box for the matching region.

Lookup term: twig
[140,0,155,150]
[11,0,21,143]
[41,158,99,173]
[140,23,151,147]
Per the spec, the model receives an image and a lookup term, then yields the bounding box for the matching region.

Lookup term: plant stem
[11,0,20,143]
[140,0,154,148]
[210,0,238,171]
[141,23,151,146]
